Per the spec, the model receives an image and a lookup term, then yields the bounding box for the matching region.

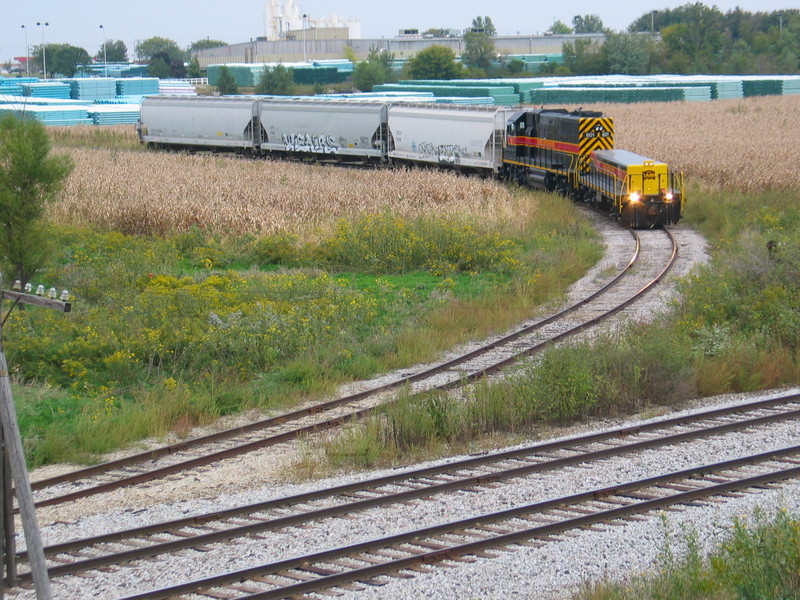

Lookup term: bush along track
[7,199,601,467]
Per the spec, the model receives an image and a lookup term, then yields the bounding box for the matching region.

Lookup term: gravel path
[17,219,791,600]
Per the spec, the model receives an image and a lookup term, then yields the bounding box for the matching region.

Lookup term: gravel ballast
[16,221,797,600]
[17,387,800,600]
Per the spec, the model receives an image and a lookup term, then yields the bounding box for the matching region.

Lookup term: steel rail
[29,228,651,507]
[18,392,800,583]
[32,229,640,491]
[113,445,800,600]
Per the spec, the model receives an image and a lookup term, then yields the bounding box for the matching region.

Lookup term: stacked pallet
[741,76,800,96]
[87,103,141,125]
[291,66,348,85]
[529,86,711,104]
[116,78,159,96]
[208,64,265,87]
[158,80,197,95]
[21,82,72,99]
[0,80,24,95]
[374,83,519,105]
[0,102,93,125]
[67,78,117,100]
[505,54,563,71]
[313,59,354,74]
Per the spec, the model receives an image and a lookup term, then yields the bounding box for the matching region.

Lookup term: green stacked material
[401,78,543,97]
[0,80,24,95]
[67,78,117,100]
[504,54,563,72]
[742,77,788,97]
[313,59,353,73]
[208,64,262,87]
[208,64,347,88]
[116,78,159,96]
[87,104,141,125]
[389,59,408,73]
[528,86,710,104]
[77,63,149,78]
[558,80,716,101]
[21,82,72,99]
[0,103,93,125]
[375,83,520,104]
[291,66,348,85]
[783,78,800,94]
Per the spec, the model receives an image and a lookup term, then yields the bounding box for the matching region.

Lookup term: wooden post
[0,428,4,600]
[0,442,17,598]
[0,346,51,599]
[0,285,69,600]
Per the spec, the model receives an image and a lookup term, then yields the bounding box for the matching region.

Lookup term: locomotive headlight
[665,191,674,201]
[629,192,640,203]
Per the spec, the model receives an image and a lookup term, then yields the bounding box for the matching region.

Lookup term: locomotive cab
[585,149,684,227]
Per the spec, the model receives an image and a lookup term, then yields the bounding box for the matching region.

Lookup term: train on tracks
[136,96,685,227]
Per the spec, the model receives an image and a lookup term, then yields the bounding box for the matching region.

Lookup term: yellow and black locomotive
[503,108,684,227]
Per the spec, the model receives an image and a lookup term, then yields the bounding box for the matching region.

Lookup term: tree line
[16,37,225,78]
[562,4,800,76]
[9,4,799,83]
[343,5,800,92]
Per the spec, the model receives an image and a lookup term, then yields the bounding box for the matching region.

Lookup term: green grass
[309,322,695,471]
[5,197,601,467]
[574,508,800,600]
[304,183,800,473]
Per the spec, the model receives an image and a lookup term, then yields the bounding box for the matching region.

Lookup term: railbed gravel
[16,387,800,600]
[16,221,797,600]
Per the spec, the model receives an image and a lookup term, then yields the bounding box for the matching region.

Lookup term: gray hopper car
[388,104,510,172]
[137,96,511,174]
[137,97,684,227]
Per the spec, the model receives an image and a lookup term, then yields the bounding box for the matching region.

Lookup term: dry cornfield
[594,95,800,191]
[55,150,519,236]
[50,95,800,235]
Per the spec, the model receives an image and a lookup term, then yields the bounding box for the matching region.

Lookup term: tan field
[50,95,800,235]
[596,95,800,192]
[55,148,518,236]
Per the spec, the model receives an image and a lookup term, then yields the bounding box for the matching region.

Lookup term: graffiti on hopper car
[417,141,468,164]
[282,133,340,153]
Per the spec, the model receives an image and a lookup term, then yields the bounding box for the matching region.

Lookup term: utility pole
[36,22,48,80]
[99,25,108,77]
[0,278,71,600]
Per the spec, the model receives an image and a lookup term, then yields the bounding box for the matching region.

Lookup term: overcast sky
[3,1,797,63]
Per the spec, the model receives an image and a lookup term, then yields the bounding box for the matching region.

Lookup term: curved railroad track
[13,391,800,592]
[28,225,677,511]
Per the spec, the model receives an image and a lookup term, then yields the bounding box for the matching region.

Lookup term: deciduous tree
[463,16,497,73]
[135,37,185,63]
[255,64,294,95]
[573,14,606,34]
[99,40,128,63]
[32,43,90,77]
[406,45,463,80]
[352,47,396,92]
[0,114,73,282]
[216,66,239,95]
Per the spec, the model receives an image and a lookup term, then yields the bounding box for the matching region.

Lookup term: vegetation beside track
[305,98,800,472]
[574,508,800,600]
[5,127,601,467]
[307,181,800,469]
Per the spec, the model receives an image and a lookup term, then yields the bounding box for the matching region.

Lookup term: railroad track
[29,225,677,510]
[12,391,800,591]
[95,444,800,599]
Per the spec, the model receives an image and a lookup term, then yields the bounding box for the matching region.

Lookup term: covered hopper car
[137,96,684,227]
